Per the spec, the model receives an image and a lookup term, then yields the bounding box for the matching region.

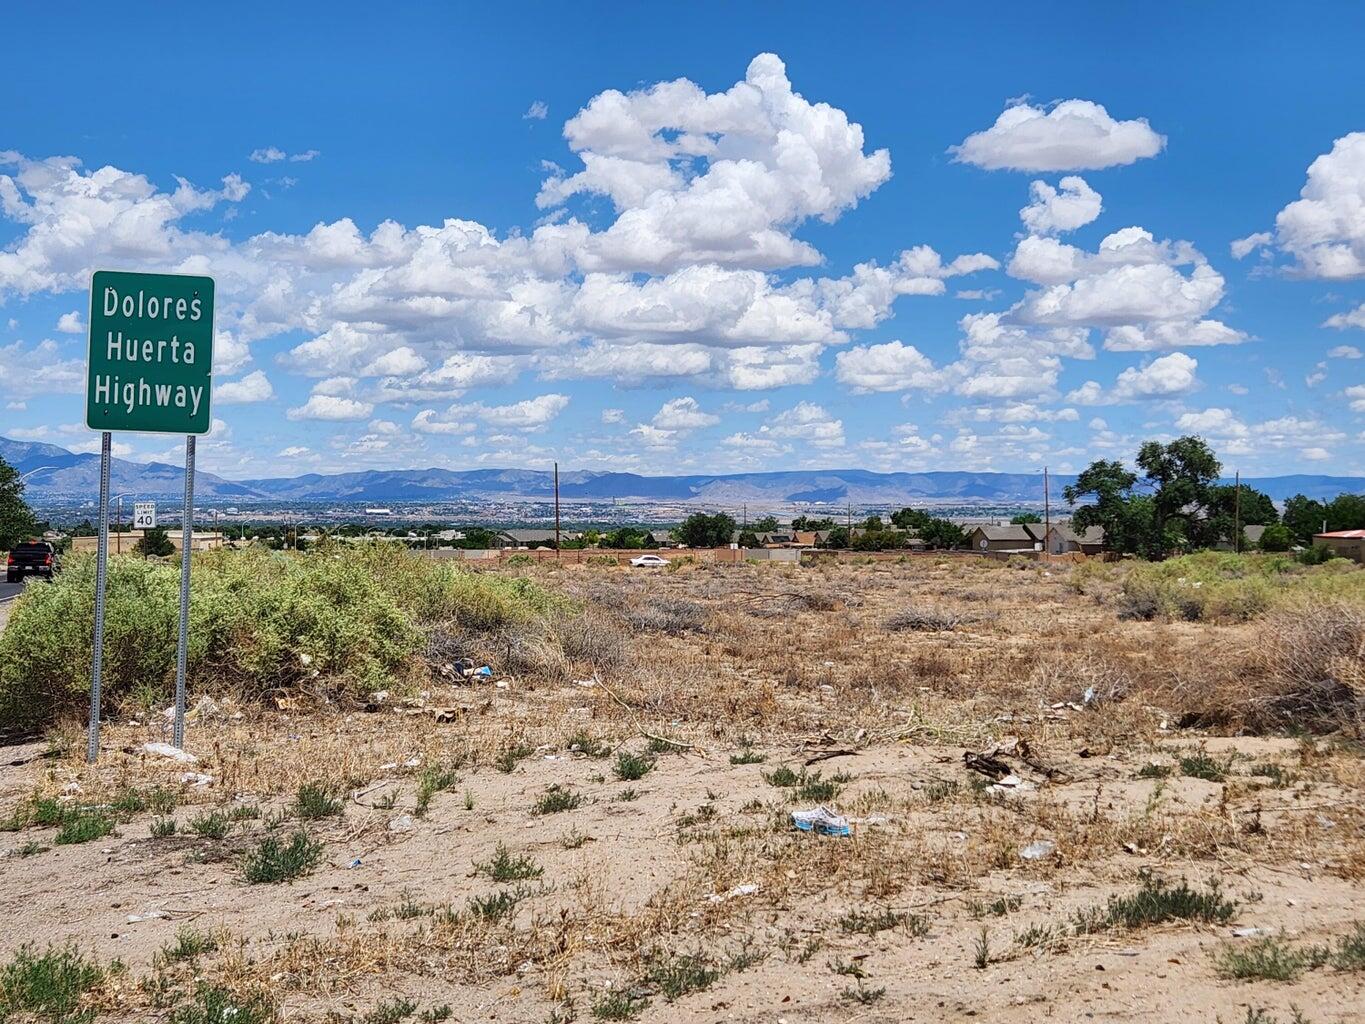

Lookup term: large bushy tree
[887,506,965,549]
[1065,437,1223,559]
[1282,495,1326,544]
[1064,459,1140,553]
[1189,483,1278,550]
[1136,436,1222,557]
[0,456,39,551]
[677,512,737,547]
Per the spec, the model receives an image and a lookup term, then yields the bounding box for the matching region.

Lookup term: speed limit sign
[133,502,157,530]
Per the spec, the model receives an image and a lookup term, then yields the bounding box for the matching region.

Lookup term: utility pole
[116,495,122,555]
[554,462,561,559]
[1043,466,1051,558]
[1234,470,1242,554]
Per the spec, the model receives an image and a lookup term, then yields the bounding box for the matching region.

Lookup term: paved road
[0,580,25,603]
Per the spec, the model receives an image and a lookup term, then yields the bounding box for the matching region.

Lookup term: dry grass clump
[1242,599,1364,732]
[884,607,961,632]
[1161,599,1364,734]
[626,596,707,635]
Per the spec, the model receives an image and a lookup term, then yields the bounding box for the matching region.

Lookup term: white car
[629,554,670,568]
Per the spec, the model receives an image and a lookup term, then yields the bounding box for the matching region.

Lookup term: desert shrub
[1298,544,1336,566]
[884,607,960,632]
[1115,552,1363,623]
[553,609,628,668]
[627,597,705,634]
[1072,873,1235,933]
[242,830,323,884]
[0,943,109,1022]
[1237,599,1364,732]
[0,546,567,729]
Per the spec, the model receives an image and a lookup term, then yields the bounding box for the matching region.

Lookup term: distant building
[1313,530,1365,562]
[496,528,580,549]
[70,531,226,554]
[1044,524,1105,555]
[364,508,393,516]
[967,524,1046,553]
[1214,524,1268,551]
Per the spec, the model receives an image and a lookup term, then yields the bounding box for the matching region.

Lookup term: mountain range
[4,435,1364,506]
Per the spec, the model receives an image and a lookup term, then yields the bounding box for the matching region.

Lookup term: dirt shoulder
[0,558,1360,1023]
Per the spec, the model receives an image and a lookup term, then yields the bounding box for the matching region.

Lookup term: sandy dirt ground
[0,558,1362,1023]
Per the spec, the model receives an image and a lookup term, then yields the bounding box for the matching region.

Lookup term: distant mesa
[3,436,1363,504]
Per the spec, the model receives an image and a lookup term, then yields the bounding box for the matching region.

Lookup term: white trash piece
[1019,839,1057,861]
[706,882,760,903]
[791,806,851,837]
[143,742,198,764]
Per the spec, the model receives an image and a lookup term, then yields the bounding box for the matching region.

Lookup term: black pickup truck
[6,541,59,582]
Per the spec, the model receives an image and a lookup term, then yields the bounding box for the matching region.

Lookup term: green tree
[1064,459,1140,554]
[888,506,964,549]
[1191,483,1278,550]
[750,515,779,533]
[1257,523,1294,552]
[601,527,652,549]
[1136,436,1221,558]
[0,456,40,551]
[1282,494,1326,545]
[1325,493,1365,532]
[450,527,498,549]
[737,530,760,548]
[920,518,966,550]
[890,507,931,531]
[822,526,850,549]
[791,515,834,531]
[135,527,175,557]
[677,512,737,548]
[1010,512,1042,524]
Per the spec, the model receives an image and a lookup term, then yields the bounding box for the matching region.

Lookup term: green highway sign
[86,270,215,434]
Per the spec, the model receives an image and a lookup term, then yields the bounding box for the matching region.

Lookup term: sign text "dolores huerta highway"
[85,270,215,435]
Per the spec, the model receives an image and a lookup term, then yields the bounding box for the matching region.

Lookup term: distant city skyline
[3,5,1365,480]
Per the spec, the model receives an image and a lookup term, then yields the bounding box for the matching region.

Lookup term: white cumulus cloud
[215,369,275,404]
[651,396,719,431]
[950,99,1165,172]
[1019,176,1102,234]
[286,394,374,421]
[766,401,845,448]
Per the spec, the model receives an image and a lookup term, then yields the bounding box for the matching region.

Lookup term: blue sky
[3,3,1365,479]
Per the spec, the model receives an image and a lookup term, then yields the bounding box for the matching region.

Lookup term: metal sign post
[172,437,195,748]
[85,270,215,762]
[86,432,112,764]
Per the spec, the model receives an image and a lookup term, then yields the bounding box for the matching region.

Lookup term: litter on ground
[791,806,851,837]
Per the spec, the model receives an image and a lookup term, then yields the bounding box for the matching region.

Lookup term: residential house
[1044,524,1105,555]
[1313,530,1365,562]
[966,524,1046,553]
[1213,524,1268,551]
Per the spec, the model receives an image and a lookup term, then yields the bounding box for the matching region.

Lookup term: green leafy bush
[0,943,108,1023]
[1116,551,1365,623]
[0,544,566,729]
